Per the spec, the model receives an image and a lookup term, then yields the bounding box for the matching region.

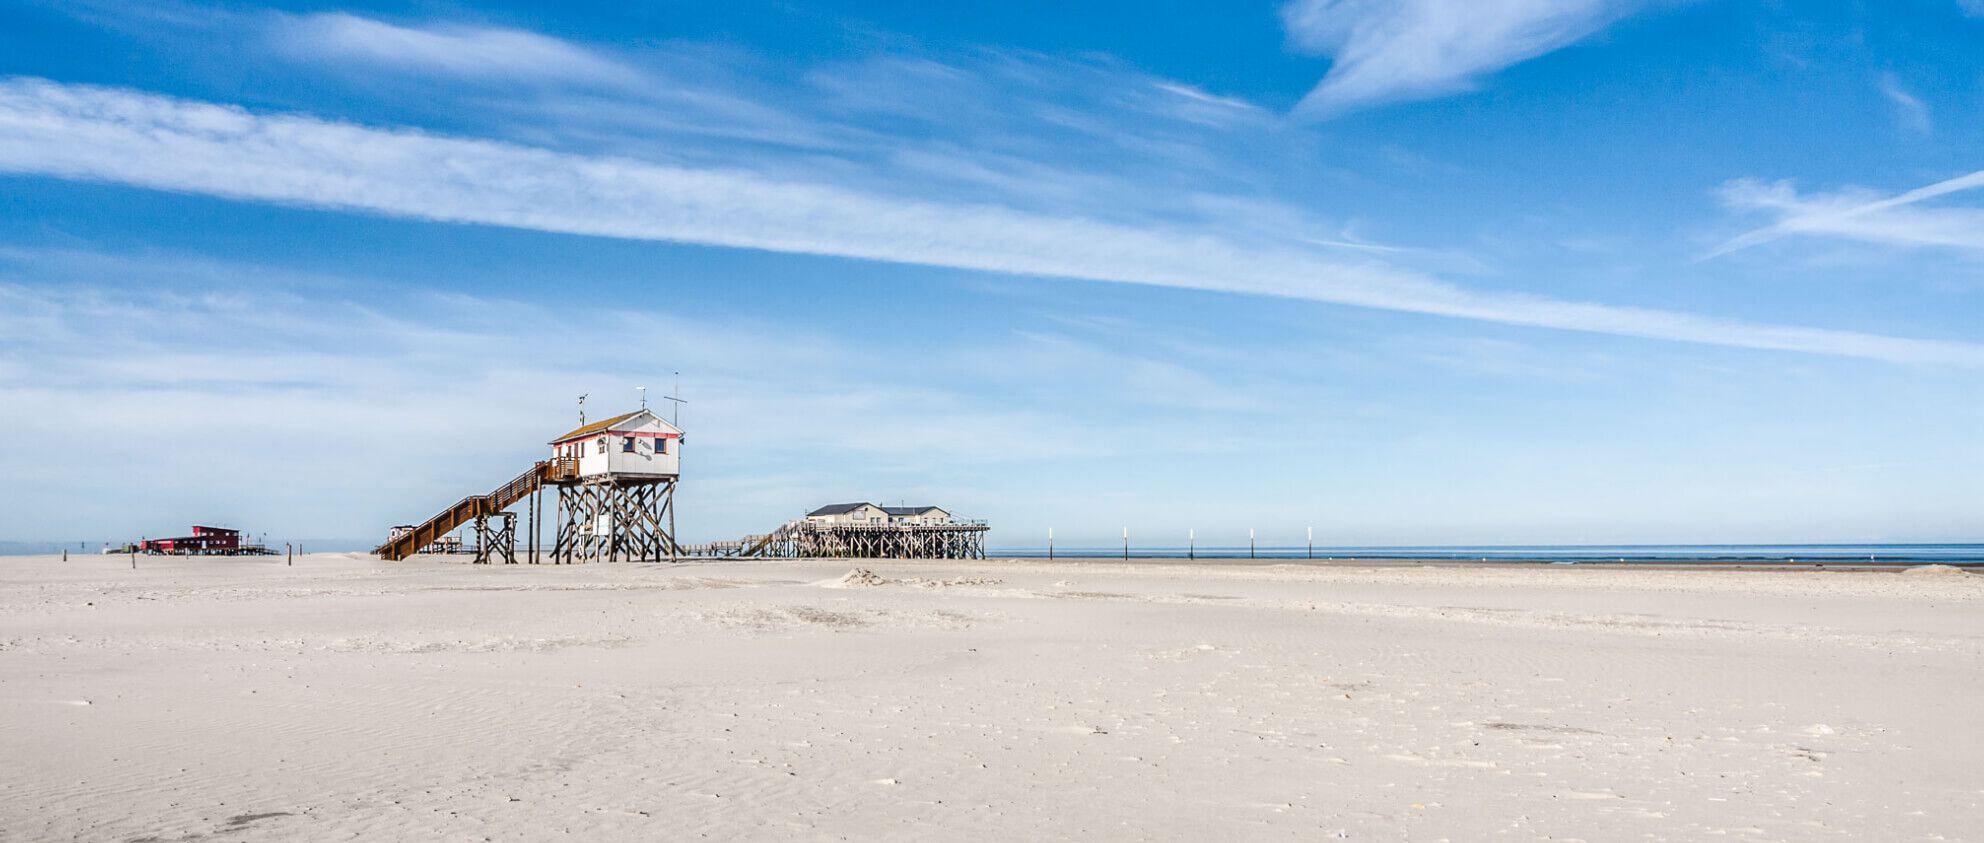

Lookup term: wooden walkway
[373,458,578,562]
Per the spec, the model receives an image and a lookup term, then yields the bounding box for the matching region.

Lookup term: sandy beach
[2,554,1980,841]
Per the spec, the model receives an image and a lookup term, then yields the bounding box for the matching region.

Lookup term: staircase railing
[374,459,566,561]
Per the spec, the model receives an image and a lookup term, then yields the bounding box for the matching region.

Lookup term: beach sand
[2,554,1979,840]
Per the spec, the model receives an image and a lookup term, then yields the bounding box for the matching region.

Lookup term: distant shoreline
[978,555,1983,572]
[8,541,1981,563]
[4,551,1978,571]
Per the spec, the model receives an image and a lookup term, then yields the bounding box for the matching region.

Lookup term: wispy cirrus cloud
[1,77,1980,366]
[1282,0,1653,117]
[1708,171,1984,258]
[249,13,1314,227]
[270,12,640,86]
[1878,73,1932,135]
[34,7,1447,281]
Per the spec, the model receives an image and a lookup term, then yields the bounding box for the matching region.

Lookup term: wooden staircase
[736,521,804,557]
[374,458,577,561]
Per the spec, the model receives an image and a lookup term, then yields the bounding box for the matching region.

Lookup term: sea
[984,544,1984,565]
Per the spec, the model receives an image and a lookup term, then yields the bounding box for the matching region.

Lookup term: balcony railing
[544,457,580,482]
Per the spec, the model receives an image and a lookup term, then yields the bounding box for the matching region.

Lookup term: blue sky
[2,0,1983,549]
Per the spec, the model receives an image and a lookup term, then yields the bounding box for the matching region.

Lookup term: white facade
[805,503,955,526]
[806,503,889,526]
[885,506,951,526]
[549,409,682,479]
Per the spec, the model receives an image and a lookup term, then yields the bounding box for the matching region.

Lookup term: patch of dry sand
[1,554,1979,840]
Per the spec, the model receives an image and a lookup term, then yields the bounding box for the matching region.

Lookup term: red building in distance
[137,526,242,555]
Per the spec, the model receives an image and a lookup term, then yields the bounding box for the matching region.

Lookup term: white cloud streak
[1,78,1979,365]
[1282,0,1649,116]
[48,9,1329,234]
[1878,73,1932,135]
[271,13,640,86]
[1709,171,1984,257]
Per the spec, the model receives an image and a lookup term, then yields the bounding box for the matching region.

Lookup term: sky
[2,0,1983,550]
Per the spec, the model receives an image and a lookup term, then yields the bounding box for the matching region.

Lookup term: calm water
[988,544,1984,565]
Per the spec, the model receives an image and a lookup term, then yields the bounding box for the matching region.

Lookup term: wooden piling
[549,476,679,564]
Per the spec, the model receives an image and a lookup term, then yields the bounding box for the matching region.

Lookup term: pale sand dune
[2,555,1980,841]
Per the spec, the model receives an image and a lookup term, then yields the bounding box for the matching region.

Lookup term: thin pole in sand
[287,543,293,566]
[1250,528,1256,560]
[1122,527,1129,561]
[62,549,68,562]
[1047,527,1054,561]
[1308,526,1313,560]
[1189,528,1195,560]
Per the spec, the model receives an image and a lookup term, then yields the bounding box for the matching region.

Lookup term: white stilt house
[546,408,683,563]
[548,409,683,479]
[805,502,890,526]
[883,505,951,526]
[803,502,954,527]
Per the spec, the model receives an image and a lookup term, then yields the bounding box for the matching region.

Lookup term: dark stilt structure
[737,521,986,559]
[548,476,679,564]
[472,512,517,565]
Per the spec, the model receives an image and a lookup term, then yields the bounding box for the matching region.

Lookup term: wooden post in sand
[287,543,293,566]
[1189,528,1195,560]
[1307,526,1313,560]
[1047,527,1054,561]
[62,549,67,562]
[528,486,540,565]
[1250,528,1256,559]
[1122,527,1129,561]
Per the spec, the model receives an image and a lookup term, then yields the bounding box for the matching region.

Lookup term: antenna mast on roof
[577,393,588,426]
[637,386,648,410]
[663,371,687,428]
